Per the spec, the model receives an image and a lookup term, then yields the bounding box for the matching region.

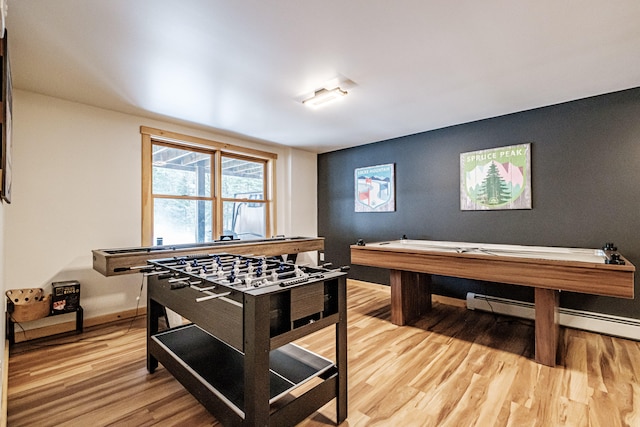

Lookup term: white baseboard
[466,292,640,341]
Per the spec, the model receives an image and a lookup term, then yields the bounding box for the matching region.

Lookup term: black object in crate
[51,281,81,314]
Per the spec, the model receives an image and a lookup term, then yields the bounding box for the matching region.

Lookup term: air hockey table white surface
[363,239,609,263]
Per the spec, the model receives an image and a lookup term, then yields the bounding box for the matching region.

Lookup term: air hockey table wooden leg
[390,270,432,326]
[534,288,560,367]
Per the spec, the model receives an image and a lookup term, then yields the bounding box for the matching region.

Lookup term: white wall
[4,90,318,329]
[283,148,318,265]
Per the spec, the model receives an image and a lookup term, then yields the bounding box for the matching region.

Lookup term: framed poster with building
[0,29,11,203]
[355,163,395,212]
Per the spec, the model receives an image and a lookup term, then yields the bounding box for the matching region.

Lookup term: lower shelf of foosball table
[149,323,337,417]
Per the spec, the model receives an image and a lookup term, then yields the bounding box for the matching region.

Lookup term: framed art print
[460,143,531,211]
[355,163,395,212]
[0,30,12,203]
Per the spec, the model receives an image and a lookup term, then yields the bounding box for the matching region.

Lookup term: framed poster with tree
[0,29,11,203]
[460,143,531,210]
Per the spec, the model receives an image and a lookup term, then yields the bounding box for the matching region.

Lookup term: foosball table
[145,253,348,426]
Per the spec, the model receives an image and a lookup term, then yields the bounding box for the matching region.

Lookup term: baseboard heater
[466,292,640,341]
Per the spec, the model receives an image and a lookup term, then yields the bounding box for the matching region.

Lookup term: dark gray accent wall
[318,87,640,319]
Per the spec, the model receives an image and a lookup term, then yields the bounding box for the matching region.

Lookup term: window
[221,155,267,240]
[141,127,276,246]
[151,143,213,244]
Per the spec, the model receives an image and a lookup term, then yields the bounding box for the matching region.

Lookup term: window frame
[141,126,277,246]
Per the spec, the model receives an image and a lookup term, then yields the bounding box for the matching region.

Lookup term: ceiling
[6,1,640,153]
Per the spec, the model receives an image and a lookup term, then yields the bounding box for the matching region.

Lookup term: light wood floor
[7,280,640,426]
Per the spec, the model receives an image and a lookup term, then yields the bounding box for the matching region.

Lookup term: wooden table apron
[351,242,635,367]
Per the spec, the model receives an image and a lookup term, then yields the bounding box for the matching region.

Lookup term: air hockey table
[350,239,635,366]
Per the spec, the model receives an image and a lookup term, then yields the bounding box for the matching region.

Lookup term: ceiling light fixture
[303,87,348,108]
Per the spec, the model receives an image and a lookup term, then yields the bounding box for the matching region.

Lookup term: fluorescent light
[303,87,347,108]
